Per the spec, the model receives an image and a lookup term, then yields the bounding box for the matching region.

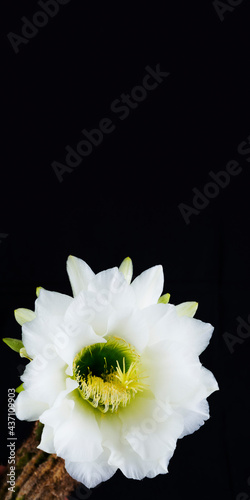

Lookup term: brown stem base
[0,422,79,499]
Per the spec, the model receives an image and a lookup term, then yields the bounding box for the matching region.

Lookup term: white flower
[15,256,218,488]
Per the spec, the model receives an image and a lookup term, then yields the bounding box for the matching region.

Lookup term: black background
[1,1,250,499]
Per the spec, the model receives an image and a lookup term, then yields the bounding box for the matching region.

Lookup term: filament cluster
[73,338,147,413]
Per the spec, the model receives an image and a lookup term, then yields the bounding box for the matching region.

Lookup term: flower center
[73,337,146,413]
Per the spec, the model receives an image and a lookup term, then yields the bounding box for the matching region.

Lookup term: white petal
[178,398,210,438]
[146,462,169,478]
[40,391,103,463]
[54,377,79,407]
[86,268,135,335]
[54,319,106,368]
[140,303,170,331]
[67,255,95,297]
[107,308,149,353]
[64,287,112,337]
[148,304,213,356]
[15,390,48,421]
[143,336,218,409]
[87,267,130,304]
[21,355,67,406]
[143,340,201,403]
[120,395,183,461]
[65,450,117,489]
[100,414,170,480]
[131,265,164,309]
[38,424,56,454]
[35,289,72,317]
[200,365,219,396]
[22,291,72,358]
[22,316,54,358]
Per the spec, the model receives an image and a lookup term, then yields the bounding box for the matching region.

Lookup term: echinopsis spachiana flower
[12,256,218,488]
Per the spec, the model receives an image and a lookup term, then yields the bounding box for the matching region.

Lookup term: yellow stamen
[73,340,148,414]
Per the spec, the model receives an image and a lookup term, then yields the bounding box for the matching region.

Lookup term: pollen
[73,338,147,413]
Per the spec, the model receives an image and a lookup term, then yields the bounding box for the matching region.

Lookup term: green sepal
[158,293,171,304]
[36,286,43,297]
[175,301,198,318]
[119,257,133,284]
[20,347,32,361]
[16,383,24,393]
[3,337,24,353]
[14,308,36,326]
